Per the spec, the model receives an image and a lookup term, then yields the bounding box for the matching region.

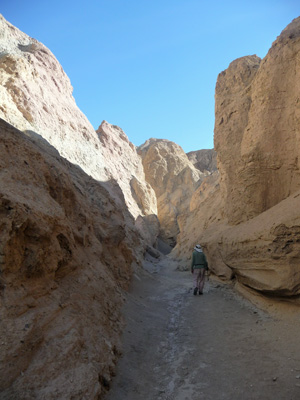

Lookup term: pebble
[272,377,277,381]
[296,375,300,379]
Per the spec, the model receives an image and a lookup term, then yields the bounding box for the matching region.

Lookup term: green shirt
[191,250,208,270]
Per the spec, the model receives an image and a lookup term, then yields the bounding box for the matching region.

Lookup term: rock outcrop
[138,139,203,246]
[0,14,101,179]
[0,118,144,399]
[174,17,300,303]
[0,15,158,239]
[187,149,217,174]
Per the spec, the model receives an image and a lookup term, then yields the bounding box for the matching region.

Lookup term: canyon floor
[105,255,300,400]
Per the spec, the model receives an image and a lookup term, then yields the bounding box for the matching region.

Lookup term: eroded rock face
[97,121,157,220]
[187,149,217,174]
[0,16,159,398]
[0,15,158,243]
[174,17,300,301]
[0,14,102,180]
[0,118,143,399]
[138,139,203,246]
[215,18,300,225]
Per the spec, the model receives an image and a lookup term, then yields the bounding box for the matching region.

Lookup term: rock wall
[0,15,157,235]
[174,17,300,303]
[0,118,144,399]
[138,139,203,246]
[0,14,158,399]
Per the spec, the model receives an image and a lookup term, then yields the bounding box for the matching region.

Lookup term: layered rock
[0,15,158,240]
[0,118,144,398]
[138,139,203,246]
[174,17,300,302]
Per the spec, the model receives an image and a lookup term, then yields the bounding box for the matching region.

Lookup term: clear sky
[1,1,299,152]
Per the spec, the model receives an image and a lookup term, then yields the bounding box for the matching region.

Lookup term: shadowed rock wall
[0,118,144,399]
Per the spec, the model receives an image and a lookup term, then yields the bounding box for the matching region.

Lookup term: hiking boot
[193,287,198,295]
[198,290,203,295]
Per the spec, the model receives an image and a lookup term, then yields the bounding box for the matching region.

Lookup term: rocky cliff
[0,118,145,399]
[174,17,300,305]
[2,11,300,399]
[0,14,159,399]
[0,15,157,236]
[138,139,203,247]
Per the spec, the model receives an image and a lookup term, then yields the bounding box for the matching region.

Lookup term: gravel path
[105,256,300,400]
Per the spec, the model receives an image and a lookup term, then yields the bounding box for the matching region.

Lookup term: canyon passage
[1,13,300,400]
[105,255,300,400]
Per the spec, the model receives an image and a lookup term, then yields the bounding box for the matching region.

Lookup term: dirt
[105,255,300,400]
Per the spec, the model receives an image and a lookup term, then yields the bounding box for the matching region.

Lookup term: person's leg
[198,268,206,294]
[195,269,202,292]
[193,270,198,295]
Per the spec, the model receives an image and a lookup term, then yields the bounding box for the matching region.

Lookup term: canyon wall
[2,11,300,399]
[0,14,158,399]
[174,17,300,304]
[0,118,144,399]
[0,15,157,234]
[138,139,204,247]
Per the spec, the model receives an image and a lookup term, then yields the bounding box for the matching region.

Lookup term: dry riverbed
[105,256,300,400]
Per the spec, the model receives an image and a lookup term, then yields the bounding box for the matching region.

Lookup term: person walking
[191,244,208,295]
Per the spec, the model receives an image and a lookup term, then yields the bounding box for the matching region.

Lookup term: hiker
[191,244,208,295]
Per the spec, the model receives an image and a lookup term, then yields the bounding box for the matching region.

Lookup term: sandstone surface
[174,17,300,302]
[0,118,145,399]
[138,139,203,246]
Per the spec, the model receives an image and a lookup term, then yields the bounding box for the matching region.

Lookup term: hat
[194,244,202,252]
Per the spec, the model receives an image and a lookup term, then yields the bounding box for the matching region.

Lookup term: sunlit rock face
[0,14,102,180]
[174,17,300,302]
[138,138,203,247]
[96,121,157,218]
[0,14,158,243]
[0,118,144,399]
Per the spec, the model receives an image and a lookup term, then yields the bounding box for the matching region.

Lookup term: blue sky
[1,1,299,152]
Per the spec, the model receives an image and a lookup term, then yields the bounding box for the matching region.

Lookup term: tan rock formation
[187,149,217,173]
[0,118,143,399]
[174,17,300,301]
[138,139,203,246]
[97,121,157,219]
[0,14,102,180]
[0,15,158,243]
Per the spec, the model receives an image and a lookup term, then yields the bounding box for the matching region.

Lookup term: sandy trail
[105,256,300,400]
